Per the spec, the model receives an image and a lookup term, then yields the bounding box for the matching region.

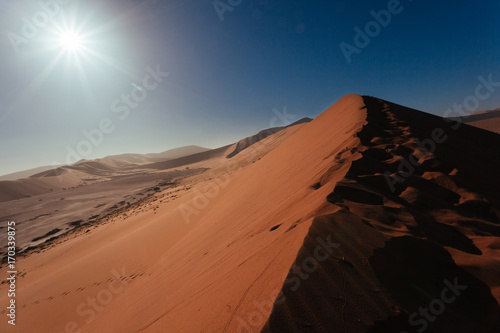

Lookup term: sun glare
[57,31,84,53]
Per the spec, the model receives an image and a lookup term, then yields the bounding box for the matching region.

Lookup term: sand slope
[0,146,211,202]
[1,94,499,333]
[0,159,134,203]
[0,165,63,181]
[0,95,366,332]
[226,117,312,158]
[455,108,500,134]
[0,168,83,202]
[264,96,500,332]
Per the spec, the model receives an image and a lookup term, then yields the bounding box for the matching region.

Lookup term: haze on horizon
[1,0,500,176]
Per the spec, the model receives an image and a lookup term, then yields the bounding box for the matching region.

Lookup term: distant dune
[453,108,500,134]
[1,95,499,333]
[226,117,312,158]
[0,145,211,183]
[104,145,211,164]
[0,165,61,181]
[144,145,231,170]
[0,168,83,202]
[0,160,129,203]
[64,159,135,175]
[0,146,211,202]
[101,153,157,165]
[146,145,211,161]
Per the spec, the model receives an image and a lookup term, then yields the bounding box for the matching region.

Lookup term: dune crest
[264,96,500,332]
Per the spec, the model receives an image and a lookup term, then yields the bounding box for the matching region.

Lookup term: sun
[57,30,84,53]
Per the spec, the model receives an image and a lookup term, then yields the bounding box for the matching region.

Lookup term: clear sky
[1,0,500,176]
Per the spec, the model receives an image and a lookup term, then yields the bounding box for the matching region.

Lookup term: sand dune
[145,145,211,161]
[0,168,83,202]
[226,117,312,158]
[0,165,63,181]
[101,153,158,165]
[264,96,500,332]
[1,94,499,332]
[0,94,365,332]
[0,147,210,203]
[104,145,211,164]
[0,159,130,203]
[0,146,210,183]
[144,145,231,170]
[65,159,135,175]
[0,120,309,259]
[454,108,500,134]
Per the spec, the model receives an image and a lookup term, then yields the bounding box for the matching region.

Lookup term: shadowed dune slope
[264,96,500,332]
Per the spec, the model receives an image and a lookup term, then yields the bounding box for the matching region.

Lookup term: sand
[1,94,499,332]
[456,108,500,134]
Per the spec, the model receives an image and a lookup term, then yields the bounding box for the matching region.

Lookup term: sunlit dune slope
[0,94,366,333]
[452,108,500,134]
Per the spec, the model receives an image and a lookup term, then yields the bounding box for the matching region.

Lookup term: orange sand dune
[0,165,63,181]
[104,145,211,164]
[0,159,132,203]
[0,95,365,332]
[456,108,500,134]
[226,117,312,158]
[0,168,83,202]
[0,118,310,258]
[1,94,499,333]
[264,97,500,332]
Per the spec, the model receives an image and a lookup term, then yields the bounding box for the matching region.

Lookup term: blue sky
[1,0,500,175]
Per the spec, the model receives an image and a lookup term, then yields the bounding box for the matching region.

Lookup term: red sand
[1,94,499,332]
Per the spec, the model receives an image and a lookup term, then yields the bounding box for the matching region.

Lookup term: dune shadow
[369,236,500,333]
